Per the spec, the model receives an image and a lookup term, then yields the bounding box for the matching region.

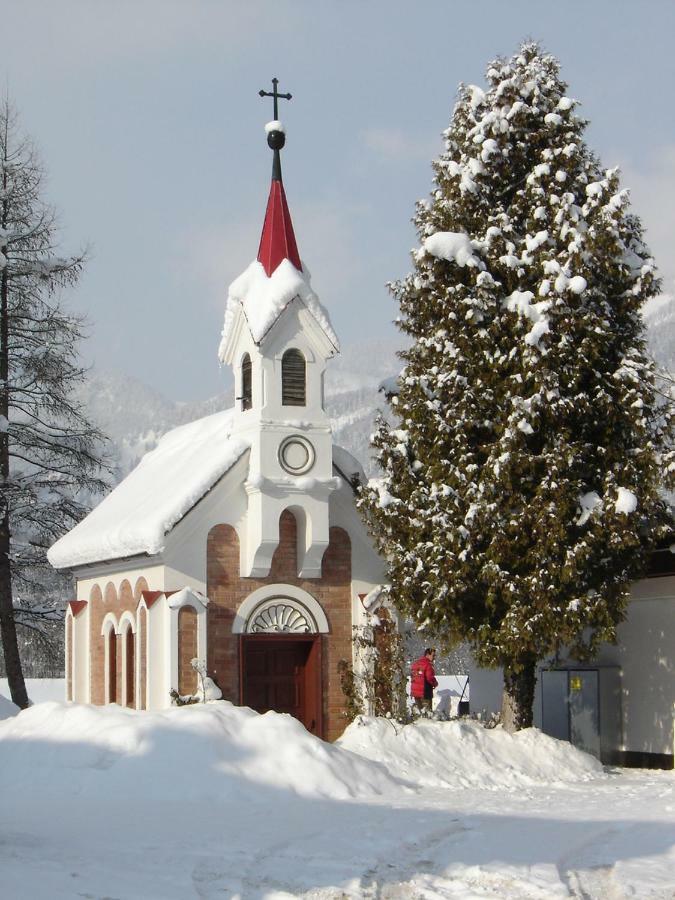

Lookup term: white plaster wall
[160,454,250,589]
[594,583,675,756]
[464,661,503,717]
[161,445,386,594]
[147,600,169,710]
[73,607,90,703]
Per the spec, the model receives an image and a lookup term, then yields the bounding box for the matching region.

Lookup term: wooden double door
[240,635,323,738]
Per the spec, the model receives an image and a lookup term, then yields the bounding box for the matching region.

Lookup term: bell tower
[218,79,340,579]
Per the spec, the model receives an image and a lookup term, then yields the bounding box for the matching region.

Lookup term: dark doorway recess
[125,627,135,708]
[240,634,323,738]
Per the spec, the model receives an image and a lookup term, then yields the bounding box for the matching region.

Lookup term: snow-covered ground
[0,677,64,709]
[0,700,673,899]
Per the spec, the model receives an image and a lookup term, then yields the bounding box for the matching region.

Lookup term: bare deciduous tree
[0,100,109,707]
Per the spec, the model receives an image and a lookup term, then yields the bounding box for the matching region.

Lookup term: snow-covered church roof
[48,406,364,570]
[48,409,249,569]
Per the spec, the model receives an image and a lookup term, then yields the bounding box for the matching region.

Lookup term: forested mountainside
[79,336,404,482]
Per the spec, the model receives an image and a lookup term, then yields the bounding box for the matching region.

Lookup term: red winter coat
[411,656,438,699]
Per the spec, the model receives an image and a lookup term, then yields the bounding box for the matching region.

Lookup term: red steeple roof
[257,177,302,277]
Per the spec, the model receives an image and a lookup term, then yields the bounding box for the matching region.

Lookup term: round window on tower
[278,435,315,475]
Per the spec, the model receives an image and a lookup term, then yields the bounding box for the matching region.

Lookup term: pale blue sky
[3,0,674,400]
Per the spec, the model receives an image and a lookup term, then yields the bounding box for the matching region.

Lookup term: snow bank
[0,693,19,720]
[0,701,400,804]
[48,409,248,568]
[339,717,603,790]
[219,259,339,358]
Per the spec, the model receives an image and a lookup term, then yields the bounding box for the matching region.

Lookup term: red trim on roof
[140,590,164,609]
[257,179,302,277]
[68,600,88,617]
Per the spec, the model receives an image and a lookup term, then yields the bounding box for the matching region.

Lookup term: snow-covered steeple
[218,81,340,579]
[257,121,302,277]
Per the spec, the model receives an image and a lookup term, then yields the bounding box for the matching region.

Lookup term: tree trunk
[0,145,28,710]
[501,655,537,732]
[0,513,28,708]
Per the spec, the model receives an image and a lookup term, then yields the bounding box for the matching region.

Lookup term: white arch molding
[232,583,330,634]
[100,612,119,705]
[118,610,137,634]
[100,611,120,636]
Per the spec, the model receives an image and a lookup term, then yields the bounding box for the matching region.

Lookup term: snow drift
[0,701,399,804]
[0,692,19,721]
[338,716,603,789]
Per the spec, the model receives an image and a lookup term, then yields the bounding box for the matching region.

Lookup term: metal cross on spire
[258,77,292,120]
[259,78,292,182]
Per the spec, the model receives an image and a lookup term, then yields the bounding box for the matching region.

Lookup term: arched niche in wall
[104,582,117,606]
[101,612,119,705]
[118,611,136,709]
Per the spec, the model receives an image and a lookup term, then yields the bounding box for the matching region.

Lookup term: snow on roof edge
[48,409,249,571]
[219,259,340,361]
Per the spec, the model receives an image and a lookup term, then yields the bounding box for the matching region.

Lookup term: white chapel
[48,83,385,741]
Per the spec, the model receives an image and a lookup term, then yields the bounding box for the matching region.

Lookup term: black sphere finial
[267,129,286,151]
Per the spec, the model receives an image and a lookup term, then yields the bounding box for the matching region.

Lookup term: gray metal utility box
[540,667,622,764]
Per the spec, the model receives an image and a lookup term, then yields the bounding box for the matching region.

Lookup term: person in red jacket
[411,648,438,713]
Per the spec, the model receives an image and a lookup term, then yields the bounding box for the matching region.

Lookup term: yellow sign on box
[570,675,583,692]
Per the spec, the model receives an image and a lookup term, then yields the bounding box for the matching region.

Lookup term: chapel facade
[49,90,386,741]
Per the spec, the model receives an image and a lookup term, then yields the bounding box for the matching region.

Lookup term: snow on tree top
[218,258,339,359]
[48,409,248,569]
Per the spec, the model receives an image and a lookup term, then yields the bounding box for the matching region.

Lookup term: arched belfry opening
[281,348,306,406]
[241,353,252,411]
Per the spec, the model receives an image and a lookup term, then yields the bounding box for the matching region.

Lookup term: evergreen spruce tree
[359,42,673,731]
[0,100,109,707]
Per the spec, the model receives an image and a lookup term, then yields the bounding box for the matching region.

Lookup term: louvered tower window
[241,354,252,411]
[282,349,306,406]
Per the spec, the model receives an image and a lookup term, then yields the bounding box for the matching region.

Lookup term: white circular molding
[278,435,315,475]
[232,584,329,634]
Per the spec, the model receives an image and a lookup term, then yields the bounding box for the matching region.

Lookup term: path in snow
[0,702,673,899]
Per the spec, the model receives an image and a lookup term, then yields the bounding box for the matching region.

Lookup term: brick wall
[178,607,198,696]
[207,510,352,741]
[88,576,148,707]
